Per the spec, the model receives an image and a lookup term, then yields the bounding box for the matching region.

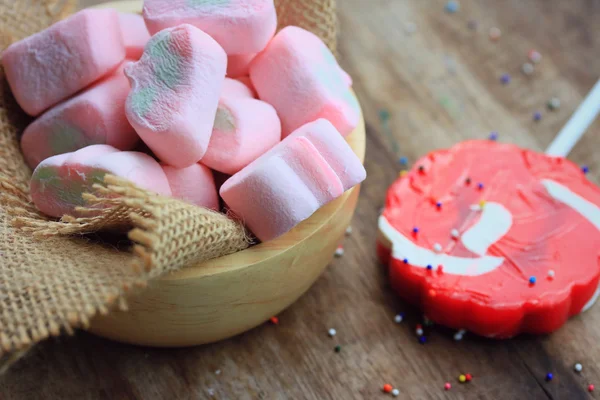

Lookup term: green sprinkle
[334,345,342,353]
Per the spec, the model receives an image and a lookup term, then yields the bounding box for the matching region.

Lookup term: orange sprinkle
[383,384,393,393]
[270,317,279,325]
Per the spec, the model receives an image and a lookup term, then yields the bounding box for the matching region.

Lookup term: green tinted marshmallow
[35,166,107,207]
[49,121,98,155]
[147,31,184,89]
[213,107,236,132]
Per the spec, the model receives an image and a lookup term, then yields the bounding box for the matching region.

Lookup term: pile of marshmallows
[2,0,366,243]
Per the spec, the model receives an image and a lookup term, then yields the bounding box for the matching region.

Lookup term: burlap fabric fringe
[0,0,338,373]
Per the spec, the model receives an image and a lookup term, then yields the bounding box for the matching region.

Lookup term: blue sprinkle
[529,276,537,285]
[426,265,433,270]
[489,131,498,141]
[500,74,511,85]
[413,227,419,234]
[403,258,409,264]
[399,156,409,166]
[445,0,460,13]
[533,111,542,121]
[477,183,484,190]
[546,373,553,381]
[582,165,590,174]
[419,336,427,344]
[436,202,442,209]
[400,312,406,318]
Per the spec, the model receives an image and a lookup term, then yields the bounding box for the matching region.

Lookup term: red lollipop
[377,140,600,338]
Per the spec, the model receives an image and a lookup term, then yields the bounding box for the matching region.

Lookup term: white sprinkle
[207,388,215,396]
[522,62,534,75]
[394,314,403,323]
[345,226,353,236]
[548,270,556,279]
[328,328,337,337]
[454,329,466,341]
[451,229,460,239]
[215,369,221,375]
[548,97,561,110]
[404,21,417,35]
[433,243,443,253]
[575,363,583,372]
[416,328,424,336]
[334,247,344,257]
[392,388,400,397]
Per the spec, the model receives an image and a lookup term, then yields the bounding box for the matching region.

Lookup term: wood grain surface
[3,0,600,399]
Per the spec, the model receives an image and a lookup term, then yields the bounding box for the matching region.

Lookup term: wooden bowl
[87,1,366,347]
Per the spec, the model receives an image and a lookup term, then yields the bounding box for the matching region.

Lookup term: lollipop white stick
[546,78,600,157]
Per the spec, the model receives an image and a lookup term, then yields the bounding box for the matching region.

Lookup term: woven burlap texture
[0,0,338,372]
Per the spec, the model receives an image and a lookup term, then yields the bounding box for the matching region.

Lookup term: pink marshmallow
[30,145,171,218]
[143,0,277,55]
[118,13,151,60]
[161,163,219,210]
[227,53,256,78]
[235,77,257,98]
[202,97,281,175]
[124,24,226,168]
[21,63,139,169]
[249,26,360,137]
[2,9,125,116]
[222,78,255,99]
[220,119,366,242]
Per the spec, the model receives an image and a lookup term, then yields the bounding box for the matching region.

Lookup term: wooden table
[3,0,600,399]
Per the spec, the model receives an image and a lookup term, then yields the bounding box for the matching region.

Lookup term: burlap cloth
[0,0,338,373]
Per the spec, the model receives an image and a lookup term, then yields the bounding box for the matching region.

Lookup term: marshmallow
[222,78,255,99]
[30,145,170,218]
[161,163,219,210]
[124,24,226,168]
[202,97,281,175]
[220,119,365,241]
[118,13,151,60]
[235,77,257,98]
[143,0,277,55]
[2,9,125,116]
[21,63,138,169]
[227,53,256,78]
[249,26,360,137]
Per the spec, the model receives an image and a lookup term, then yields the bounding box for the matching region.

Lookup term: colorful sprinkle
[394,314,404,323]
[489,27,501,41]
[399,156,409,166]
[345,226,353,236]
[383,384,393,393]
[427,264,433,270]
[444,382,452,391]
[335,246,344,257]
[533,111,542,121]
[328,328,337,337]
[548,97,561,111]
[403,258,409,264]
[528,49,542,64]
[392,388,400,397]
[451,229,460,239]
[334,345,342,353]
[454,329,466,341]
[465,177,472,185]
[500,74,511,85]
[479,200,487,209]
[522,62,535,75]
[546,373,553,382]
[458,375,466,383]
[436,202,443,209]
[445,0,460,13]
[548,270,556,279]
[419,336,427,344]
[270,316,279,325]
[589,384,595,392]
[574,363,583,372]
[413,227,420,234]
[416,324,424,336]
[477,182,484,190]
[465,373,472,382]
[529,276,537,285]
[489,131,499,141]
[399,170,409,178]
[582,165,590,174]
[433,243,443,253]
[418,166,425,174]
